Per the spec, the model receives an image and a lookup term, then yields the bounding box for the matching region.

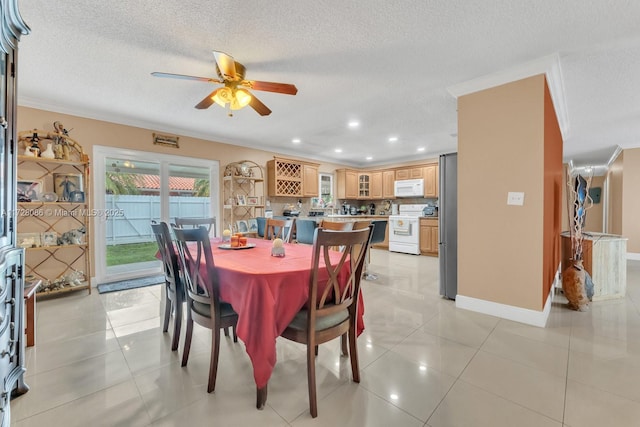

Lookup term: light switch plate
[507,191,525,206]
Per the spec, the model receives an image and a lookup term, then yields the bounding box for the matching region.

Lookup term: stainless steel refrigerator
[439,153,457,300]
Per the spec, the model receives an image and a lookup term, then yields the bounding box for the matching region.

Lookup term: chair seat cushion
[287,309,349,332]
[192,300,236,318]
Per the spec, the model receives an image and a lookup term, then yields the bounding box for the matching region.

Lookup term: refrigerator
[439,153,458,300]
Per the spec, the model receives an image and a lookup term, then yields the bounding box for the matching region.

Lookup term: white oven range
[388,204,430,255]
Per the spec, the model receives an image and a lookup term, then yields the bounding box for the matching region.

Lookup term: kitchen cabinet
[302,164,319,197]
[267,157,319,197]
[423,164,438,198]
[369,171,383,199]
[382,170,395,198]
[396,167,423,180]
[420,218,439,256]
[336,169,358,199]
[358,173,370,198]
[223,161,264,233]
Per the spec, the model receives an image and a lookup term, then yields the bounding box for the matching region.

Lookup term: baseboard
[627,252,640,261]
[456,291,553,328]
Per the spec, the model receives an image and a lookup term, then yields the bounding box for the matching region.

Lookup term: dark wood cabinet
[0,1,30,425]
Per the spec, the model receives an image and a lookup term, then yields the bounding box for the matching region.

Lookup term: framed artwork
[247,218,258,233]
[53,173,83,202]
[247,196,259,205]
[236,220,249,233]
[236,194,247,206]
[17,180,43,202]
[70,191,85,203]
[17,232,41,248]
[41,231,58,246]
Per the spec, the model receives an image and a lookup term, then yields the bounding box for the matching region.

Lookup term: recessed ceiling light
[417,147,426,152]
[348,120,360,129]
[292,138,301,144]
[390,393,399,400]
[366,156,373,160]
[388,136,398,142]
[334,148,343,153]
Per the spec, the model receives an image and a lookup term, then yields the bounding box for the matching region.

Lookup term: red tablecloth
[194,238,364,389]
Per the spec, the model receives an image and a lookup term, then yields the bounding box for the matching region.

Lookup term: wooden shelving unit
[222,161,265,233]
[17,129,91,296]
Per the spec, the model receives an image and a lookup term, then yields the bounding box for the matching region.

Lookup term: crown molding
[446,53,570,141]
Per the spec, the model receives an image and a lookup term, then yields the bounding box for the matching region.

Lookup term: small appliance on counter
[369,203,376,215]
[342,203,350,215]
[422,206,437,217]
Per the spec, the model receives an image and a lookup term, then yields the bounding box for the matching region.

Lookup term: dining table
[192,236,365,409]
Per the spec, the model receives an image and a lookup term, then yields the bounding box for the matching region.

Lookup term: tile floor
[10,251,640,426]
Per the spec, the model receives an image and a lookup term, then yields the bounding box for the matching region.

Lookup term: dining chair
[175,217,217,236]
[319,220,353,231]
[294,219,317,244]
[151,221,184,351]
[280,225,373,418]
[172,225,239,393]
[353,220,388,280]
[263,218,295,243]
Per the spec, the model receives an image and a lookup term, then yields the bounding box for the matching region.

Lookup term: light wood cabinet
[396,167,423,180]
[302,164,319,197]
[336,169,358,199]
[420,218,439,256]
[382,170,395,198]
[358,173,370,198]
[267,157,319,197]
[423,164,438,198]
[370,171,383,199]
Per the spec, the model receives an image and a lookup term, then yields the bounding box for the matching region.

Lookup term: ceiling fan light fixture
[212,87,233,107]
[230,88,252,110]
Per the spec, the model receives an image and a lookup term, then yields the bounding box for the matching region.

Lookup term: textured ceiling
[16,0,640,168]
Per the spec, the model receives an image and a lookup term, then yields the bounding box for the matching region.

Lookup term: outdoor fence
[106,195,211,245]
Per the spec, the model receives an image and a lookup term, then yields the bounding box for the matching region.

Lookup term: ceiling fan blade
[151,72,221,84]
[244,80,298,95]
[213,51,237,80]
[249,94,272,116]
[195,88,223,109]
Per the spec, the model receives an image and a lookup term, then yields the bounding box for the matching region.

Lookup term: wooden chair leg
[232,324,238,343]
[307,343,318,418]
[170,298,182,351]
[208,326,221,393]
[348,325,360,383]
[341,334,348,356]
[223,326,230,337]
[314,345,318,356]
[181,317,194,367]
[162,289,172,333]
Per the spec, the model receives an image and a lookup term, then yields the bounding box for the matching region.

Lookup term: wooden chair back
[264,218,295,242]
[175,217,217,236]
[319,220,353,231]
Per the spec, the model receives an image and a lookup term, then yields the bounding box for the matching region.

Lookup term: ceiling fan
[151,50,297,116]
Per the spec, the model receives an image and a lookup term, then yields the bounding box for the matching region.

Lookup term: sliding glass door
[93,146,219,283]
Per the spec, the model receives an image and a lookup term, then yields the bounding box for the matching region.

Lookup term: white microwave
[394,179,424,198]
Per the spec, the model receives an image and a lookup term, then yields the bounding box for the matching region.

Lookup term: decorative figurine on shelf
[40,142,55,159]
[57,226,86,245]
[271,238,285,257]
